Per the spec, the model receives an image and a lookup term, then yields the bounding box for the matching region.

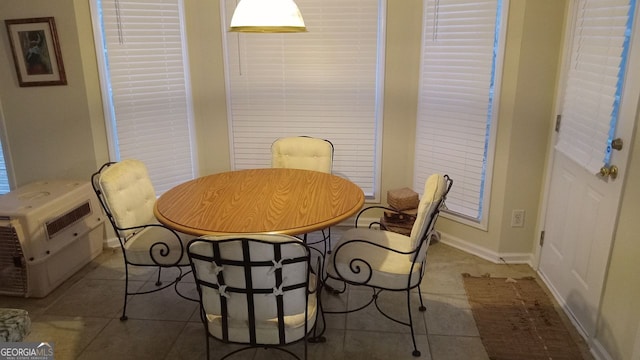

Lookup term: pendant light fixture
[229,0,307,33]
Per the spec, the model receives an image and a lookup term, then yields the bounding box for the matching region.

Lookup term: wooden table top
[154,168,365,236]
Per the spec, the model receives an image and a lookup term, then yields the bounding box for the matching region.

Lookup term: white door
[539,0,640,339]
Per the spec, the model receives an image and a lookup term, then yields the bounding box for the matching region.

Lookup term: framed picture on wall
[4,17,67,87]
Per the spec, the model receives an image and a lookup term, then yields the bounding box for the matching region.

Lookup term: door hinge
[555,115,561,132]
[539,230,545,247]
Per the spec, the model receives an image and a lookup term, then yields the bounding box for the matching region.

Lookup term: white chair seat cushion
[326,228,423,290]
[205,275,318,344]
[123,226,192,266]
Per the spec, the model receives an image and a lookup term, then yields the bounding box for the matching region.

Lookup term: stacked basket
[380,187,419,236]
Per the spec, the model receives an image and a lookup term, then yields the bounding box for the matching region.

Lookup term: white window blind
[556,0,635,174]
[414,0,504,221]
[221,0,385,197]
[91,0,196,195]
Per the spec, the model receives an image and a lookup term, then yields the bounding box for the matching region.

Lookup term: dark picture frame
[5,17,67,87]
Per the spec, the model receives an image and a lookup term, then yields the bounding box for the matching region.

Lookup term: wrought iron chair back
[188,234,320,360]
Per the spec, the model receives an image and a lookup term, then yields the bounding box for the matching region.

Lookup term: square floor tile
[428,335,489,360]
[124,280,198,321]
[76,319,185,360]
[423,293,478,337]
[24,315,110,360]
[44,278,143,318]
[344,330,431,359]
[345,289,427,335]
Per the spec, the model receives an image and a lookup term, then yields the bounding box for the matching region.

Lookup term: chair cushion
[409,174,446,262]
[190,234,316,345]
[124,226,192,266]
[326,228,424,290]
[98,159,157,237]
[271,137,333,173]
[205,275,318,344]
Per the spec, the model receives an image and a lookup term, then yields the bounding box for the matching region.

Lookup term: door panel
[540,151,616,337]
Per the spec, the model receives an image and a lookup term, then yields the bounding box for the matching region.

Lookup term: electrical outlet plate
[511,209,525,227]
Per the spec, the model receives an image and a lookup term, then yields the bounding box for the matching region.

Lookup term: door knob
[598,165,619,180]
[611,138,623,151]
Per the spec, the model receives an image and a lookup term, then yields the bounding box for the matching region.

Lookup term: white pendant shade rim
[229,0,307,33]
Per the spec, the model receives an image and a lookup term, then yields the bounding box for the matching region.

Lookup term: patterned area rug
[462,274,585,360]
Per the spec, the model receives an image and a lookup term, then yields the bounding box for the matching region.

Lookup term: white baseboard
[438,232,534,265]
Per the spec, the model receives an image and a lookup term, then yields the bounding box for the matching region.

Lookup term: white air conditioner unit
[0,180,105,298]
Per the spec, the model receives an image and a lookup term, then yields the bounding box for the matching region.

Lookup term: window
[414,0,507,227]
[90,0,197,195]
[221,0,386,198]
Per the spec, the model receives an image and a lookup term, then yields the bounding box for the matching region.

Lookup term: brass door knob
[611,138,623,151]
[598,165,618,180]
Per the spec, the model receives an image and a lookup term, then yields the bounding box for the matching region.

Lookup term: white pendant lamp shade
[229,0,307,33]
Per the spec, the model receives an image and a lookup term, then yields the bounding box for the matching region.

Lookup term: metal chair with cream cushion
[324,173,452,357]
[188,234,321,360]
[271,136,335,253]
[91,159,195,320]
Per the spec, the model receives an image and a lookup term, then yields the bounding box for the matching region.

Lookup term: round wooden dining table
[154,168,365,236]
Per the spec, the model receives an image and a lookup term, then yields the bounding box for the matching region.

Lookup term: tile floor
[0,228,593,359]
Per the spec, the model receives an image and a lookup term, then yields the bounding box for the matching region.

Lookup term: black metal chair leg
[417,284,426,312]
[205,332,210,359]
[320,228,331,255]
[121,263,130,321]
[309,283,328,342]
[155,266,163,286]
[407,290,420,357]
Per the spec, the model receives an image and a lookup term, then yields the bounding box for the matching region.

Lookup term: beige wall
[1,0,638,357]
[596,109,640,359]
[183,1,230,176]
[0,0,104,184]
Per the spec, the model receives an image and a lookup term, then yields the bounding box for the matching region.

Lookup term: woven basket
[383,208,418,224]
[380,218,412,236]
[387,187,419,211]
